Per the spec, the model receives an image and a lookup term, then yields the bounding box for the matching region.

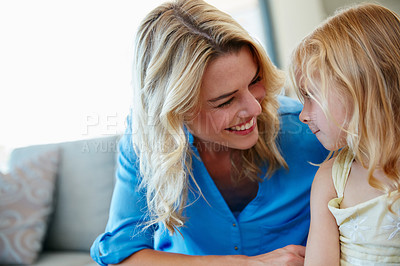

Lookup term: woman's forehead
[200,46,258,96]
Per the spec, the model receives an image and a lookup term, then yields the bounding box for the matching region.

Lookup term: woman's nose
[237,90,262,118]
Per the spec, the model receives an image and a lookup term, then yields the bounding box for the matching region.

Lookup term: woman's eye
[217,97,234,108]
[250,76,261,86]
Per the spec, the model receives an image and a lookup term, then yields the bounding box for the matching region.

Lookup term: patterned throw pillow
[0,149,59,264]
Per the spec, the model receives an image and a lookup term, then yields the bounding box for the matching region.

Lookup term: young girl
[290,3,400,265]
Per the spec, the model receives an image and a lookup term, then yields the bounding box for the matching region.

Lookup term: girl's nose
[299,108,310,124]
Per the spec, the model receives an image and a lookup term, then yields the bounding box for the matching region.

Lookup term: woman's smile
[225,117,256,135]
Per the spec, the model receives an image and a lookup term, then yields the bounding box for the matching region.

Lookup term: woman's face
[187,46,266,150]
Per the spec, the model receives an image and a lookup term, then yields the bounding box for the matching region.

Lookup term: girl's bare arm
[304,159,340,266]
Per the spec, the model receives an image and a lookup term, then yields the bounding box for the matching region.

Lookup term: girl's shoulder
[311,157,338,201]
[315,156,336,180]
[313,150,353,199]
[313,156,338,188]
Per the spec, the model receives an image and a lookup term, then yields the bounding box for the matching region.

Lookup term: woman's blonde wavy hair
[290,3,400,210]
[131,0,286,233]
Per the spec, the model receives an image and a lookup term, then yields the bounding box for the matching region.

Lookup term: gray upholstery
[8,135,120,265]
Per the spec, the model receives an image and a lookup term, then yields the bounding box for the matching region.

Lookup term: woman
[91,0,327,265]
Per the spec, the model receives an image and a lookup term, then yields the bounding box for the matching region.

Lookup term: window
[0,0,265,170]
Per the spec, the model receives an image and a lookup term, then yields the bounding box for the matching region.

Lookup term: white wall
[269,0,326,71]
[268,0,400,96]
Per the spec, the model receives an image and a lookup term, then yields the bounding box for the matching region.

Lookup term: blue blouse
[90,96,328,265]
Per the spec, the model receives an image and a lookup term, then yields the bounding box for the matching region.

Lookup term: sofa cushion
[8,135,120,252]
[0,148,59,264]
[32,251,97,266]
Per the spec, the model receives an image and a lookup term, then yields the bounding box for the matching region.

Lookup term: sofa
[1,135,120,266]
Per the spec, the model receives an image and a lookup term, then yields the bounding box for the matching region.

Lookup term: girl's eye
[217,97,234,108]
[300,88,311,98]
[250,76,262,86]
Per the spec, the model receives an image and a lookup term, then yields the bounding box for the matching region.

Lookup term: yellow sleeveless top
[328,148,400,265]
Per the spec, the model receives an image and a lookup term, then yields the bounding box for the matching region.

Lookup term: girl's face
[299,81,350,151]
[187,46,266,151]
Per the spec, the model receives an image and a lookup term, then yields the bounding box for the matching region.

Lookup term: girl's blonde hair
[290,3,400,208]
[131,0,286,233]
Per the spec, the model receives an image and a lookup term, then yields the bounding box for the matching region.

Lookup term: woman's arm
[304,160,340,266]
[112,245,306,266]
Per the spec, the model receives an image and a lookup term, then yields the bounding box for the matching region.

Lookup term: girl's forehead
[301,70,324,87]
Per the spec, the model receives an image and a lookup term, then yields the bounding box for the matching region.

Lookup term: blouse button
[233,223,236,227]
[234,246,238,250]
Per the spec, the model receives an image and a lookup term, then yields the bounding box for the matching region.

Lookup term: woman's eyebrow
[208,90,238,103]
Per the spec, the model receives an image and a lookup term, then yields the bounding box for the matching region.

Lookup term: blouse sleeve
[90,119,156,266]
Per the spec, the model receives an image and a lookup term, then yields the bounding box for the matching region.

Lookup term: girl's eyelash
[217,97,234,108]
[300,88,311,98]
